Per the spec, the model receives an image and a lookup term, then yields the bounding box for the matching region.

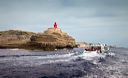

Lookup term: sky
[0,0,128,47]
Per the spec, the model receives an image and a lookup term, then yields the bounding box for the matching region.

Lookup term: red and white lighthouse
[54,22,58,29]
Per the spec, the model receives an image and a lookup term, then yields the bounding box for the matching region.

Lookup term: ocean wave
[0,49,115,67]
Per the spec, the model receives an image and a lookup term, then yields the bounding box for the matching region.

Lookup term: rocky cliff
[26,28,76,50]
[0,30,35,48]
[0,28,76,50]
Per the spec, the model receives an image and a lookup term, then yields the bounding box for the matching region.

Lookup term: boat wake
[0,48,127,78]
[0,49,115,67]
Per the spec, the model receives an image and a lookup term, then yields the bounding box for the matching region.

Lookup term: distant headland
[0,22,76,51]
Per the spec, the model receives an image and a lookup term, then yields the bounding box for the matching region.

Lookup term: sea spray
[0,48,114,66]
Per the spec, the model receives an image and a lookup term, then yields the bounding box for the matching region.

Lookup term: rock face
[27,28,76,50]
[0,30,35,48]
[0,28,76,50]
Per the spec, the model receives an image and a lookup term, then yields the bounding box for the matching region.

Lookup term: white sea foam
[23,51,106,65]
[9,48,19,51]
[80,51,105,59]
[0,50,111,66]
[36,52,75,59]
[107,52,115,56]
[8,52,75,66]
[26,51,106,64]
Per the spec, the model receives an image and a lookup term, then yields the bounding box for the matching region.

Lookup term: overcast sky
[0,0,128,47]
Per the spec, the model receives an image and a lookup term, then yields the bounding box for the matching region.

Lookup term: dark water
[0,48,128,78]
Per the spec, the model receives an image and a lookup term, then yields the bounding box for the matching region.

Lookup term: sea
[0,47,128,78]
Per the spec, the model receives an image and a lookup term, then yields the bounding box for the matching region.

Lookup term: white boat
[100,44,110,53]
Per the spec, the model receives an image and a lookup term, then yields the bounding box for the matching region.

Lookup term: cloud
[0,0,128,47]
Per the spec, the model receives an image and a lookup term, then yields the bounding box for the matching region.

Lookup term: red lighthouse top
[54,22,57,29]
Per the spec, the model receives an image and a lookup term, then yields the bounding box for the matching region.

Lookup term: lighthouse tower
[44,22,63,34]
[53,22,62,33]
[54,22,58,29]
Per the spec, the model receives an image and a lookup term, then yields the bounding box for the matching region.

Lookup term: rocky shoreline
[0,28,76,51]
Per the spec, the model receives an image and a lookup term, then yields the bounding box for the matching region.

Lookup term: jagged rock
[0,28,76,51]
[0,30,35,48]
[27,28,76,50]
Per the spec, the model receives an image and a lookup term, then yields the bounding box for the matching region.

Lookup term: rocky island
[0,30,35,49]
[0,23,76,51]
